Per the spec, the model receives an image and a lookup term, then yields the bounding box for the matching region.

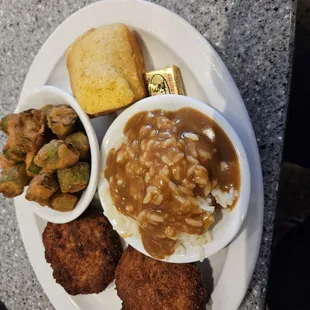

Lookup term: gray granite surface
[0,0,294,309]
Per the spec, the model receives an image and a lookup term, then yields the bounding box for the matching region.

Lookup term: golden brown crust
[7,109,45,153]
[123,26,147,100]
[87,101,134,118]
[43,212,122,295]
[66,24,146,117]
[115,247,207,310]
[0,154,15,170]
[65,28,97,101]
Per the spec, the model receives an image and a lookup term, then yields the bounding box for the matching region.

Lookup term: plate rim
[14,0,264,309]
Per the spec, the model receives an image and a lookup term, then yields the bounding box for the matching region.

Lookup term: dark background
[267,0,310,309]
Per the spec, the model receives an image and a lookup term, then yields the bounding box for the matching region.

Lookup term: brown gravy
[105,108,240,258]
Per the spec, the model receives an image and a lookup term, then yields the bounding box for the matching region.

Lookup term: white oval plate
[14,0,264,309]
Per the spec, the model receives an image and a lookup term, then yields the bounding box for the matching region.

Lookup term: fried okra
[40,105,54,126]
[0,115,10,134]
[49,192,78,212]
[3,144,25,163]
[0,114,18,134]
[0,164,28,198]
[47,105,78,137]
[25,172,59,206]
[57,162,90,193]
[0,105,91,205]
[40,104,53,115]
[34,139,79,170]
[7,109,45,153]
[25,151,42,177]
[0,154,14,170]
[64,132,90,161]
[0,144,26,170]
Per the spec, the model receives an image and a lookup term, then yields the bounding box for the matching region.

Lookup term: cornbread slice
[66,24,146,116]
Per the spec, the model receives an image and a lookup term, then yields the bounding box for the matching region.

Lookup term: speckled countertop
[0,0,294,309]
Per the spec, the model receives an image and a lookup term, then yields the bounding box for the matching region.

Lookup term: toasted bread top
[66,24,146,115]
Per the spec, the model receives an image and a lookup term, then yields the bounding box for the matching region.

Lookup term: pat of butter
[144,65,185,96]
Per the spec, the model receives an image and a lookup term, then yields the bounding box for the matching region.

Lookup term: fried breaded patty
[43,211,122,295]
[115,247,207,310]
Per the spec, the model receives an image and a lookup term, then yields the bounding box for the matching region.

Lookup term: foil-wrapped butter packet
[144,65,185,96]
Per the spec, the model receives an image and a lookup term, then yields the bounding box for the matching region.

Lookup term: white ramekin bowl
[14,85,100,224]
[98,94,250,263]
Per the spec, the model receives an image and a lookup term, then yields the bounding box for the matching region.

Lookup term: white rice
[183,132,199,141]
[197,196,215,213]
[102,179,138,238]
[202,127,215,142]
[220,161,229,171]
[211,186,238,208]
[175,230,213,262]
[102,179,238,260]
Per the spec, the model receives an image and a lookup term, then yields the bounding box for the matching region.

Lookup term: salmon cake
[43,211,122,295]
[115,247,207,310]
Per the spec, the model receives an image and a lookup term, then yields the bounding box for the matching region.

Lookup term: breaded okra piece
[49,192,78,212]
[57,162,90,193]
[40,104,54,115]
[40,104,54,125]
[25,172,59,206]
[0,154,14,170]
[25,151,42,177]
[3,144,25,163]
[34,139,79,170]
[0,144,26,170]
[7,109,45,153]
[64,132,90,161]
[0,164,28,198]
[0,114,18,134]
[47,105,78,137]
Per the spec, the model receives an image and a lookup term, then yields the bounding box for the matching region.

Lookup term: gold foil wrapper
[144,65,185,96]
